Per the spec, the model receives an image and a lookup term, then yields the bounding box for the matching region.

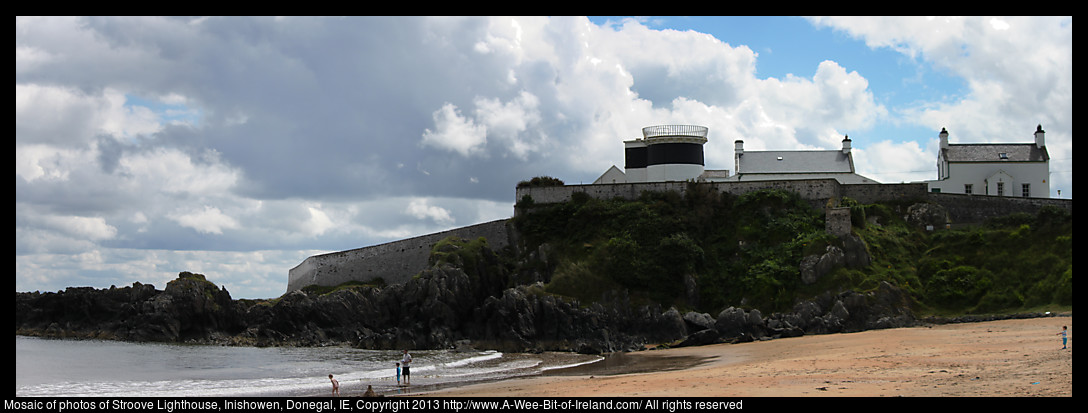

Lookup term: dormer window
[999,153,1008,160]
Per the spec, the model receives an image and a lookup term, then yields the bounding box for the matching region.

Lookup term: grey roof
[737,150,854,174]
[942,143,1049,163]
[730,149,879,184]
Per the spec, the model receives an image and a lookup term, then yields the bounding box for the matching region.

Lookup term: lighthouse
[623,125,708,182]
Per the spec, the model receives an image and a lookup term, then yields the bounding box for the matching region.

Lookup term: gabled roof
[737,150,854,174]
[593,165,626,184]
[942,143,1049,163]
[731,148,879,184]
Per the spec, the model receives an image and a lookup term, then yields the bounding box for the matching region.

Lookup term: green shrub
[516,176,565,188]
[544,260,618,304]
[429,236,492,277]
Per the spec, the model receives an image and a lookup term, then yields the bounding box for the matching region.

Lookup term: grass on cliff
[912,208,1072,315]
[512,185,1072,316]
[300,279,387,296]
[429,236,493,277]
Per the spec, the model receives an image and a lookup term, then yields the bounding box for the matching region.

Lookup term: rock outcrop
[800,234,871,285]
[15,272,245,343]
[20,239,1010,355]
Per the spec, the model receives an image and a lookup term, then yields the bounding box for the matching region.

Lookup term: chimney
[1034,124,1045,148]
[939,127,949,149]
[841,135,851,154]
[734,140,744,175]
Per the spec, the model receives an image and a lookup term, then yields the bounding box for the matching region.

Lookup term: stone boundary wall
[841,183,930,204]
[928,192,1072,225]
[286,219,512,293]
[516,179,848,210]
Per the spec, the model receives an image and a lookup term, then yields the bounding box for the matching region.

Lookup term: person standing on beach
[329,374,340,396]
[1057,326,1068,349]
[400,350,413,385]
[395,362,401,385]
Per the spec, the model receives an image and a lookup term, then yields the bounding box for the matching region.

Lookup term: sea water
[15,336,601,397]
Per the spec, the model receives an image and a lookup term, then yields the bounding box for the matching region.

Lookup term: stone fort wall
[286,219,513,293]
[287,179,1070,293]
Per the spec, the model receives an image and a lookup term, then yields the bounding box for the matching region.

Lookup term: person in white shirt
[400,350,413,385]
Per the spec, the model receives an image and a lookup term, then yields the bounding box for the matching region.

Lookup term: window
[1022,183,1031,197]
[964,184,973,195]
[997,182,1005,196]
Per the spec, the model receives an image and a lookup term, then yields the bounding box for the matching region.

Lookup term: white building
[727,135,879,184]
[927,125,1050,198]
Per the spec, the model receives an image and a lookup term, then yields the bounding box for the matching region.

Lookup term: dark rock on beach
[15,272,245,343]
[19,238,1044,355]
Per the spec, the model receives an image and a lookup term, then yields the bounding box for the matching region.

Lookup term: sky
[16,16,1073,299]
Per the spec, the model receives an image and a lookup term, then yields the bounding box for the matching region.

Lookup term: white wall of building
[929,161,1050,198]
[646,163,704,182]
[625,167,647,183]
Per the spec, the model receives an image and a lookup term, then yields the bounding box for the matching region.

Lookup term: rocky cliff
[15,239,948,354]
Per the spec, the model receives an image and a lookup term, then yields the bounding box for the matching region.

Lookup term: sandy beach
[411,315,1071,397]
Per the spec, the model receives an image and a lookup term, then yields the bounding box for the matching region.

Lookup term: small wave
[441,350,503,368]
[541,355,604,372]
[438,359,543,378]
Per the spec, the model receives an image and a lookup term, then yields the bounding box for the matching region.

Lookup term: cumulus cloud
[853,140,935,183]
[169,206,239,235]
[15,85,165,146]
[474,91,545,160]
[421,103,488,157]
[406,198,456,226]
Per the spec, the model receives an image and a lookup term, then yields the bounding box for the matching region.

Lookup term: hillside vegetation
[512,185,1072,317]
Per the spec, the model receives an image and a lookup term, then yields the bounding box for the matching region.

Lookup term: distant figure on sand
[400,350,413,385]
[329,374,340,396]
[1057,326,1068,349]
[395,362,401,384]
[364,385,377,397]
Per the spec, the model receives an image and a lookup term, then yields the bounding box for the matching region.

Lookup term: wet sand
[409,315,1072,397]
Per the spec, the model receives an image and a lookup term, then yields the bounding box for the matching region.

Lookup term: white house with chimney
[926,125,1051,198]
[727,135,879,184]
